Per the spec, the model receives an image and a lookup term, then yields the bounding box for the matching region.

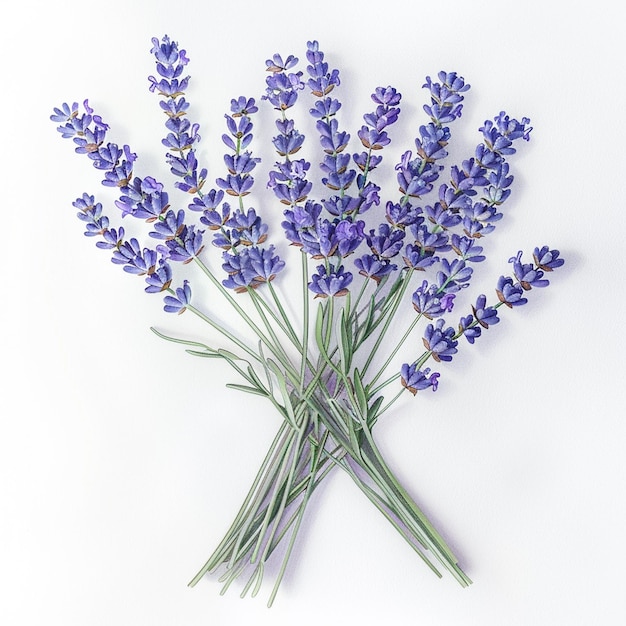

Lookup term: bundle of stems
[154,250,473,607]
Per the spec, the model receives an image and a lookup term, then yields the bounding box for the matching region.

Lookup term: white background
[2,1,625,624]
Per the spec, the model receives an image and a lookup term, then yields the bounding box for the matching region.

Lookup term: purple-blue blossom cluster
[53,36,564,403]
[266,41,404,297]
[148,36,284,293]
[403,243,563,393]
[354,71,471,286]
[210,98,284,291]
[51,101,190,312]
[456,246,561,347]
[400,365,440,395]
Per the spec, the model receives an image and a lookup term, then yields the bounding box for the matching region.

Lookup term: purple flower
[269,159,312,200]
[372,86,402,107]
[306,40,340,97]
[333,219,365,256]
[246,246,285,282]
[226,208,269,246]
[89,143,123,170]
[160,96,190,117]
[217,173,255,197]
[450,235,485,263]
[357,126,391,150]
[222,114,253,150]
[101,159,134,188]
[265,53,299,73]
[162,117,200,150]
[322,195,362,218]
[422,319,458,362]
[422,71,470,124]
[191,189,225,215]
[533,246,565,272]
[308,264,352,298]
[149,35,189,96]
[95,227,125,250]
[496,276,528,308]
[317,118,350,154]
[163,280,192,314]
[412,280,456,319]
[402,243,439,271]
[480,112,532,156]
[74,194,109,237]
[449,158,488,195]
[212,228,239,250]
[353,151,383,172]
[144,259,173,293]
[437,258,473,292]
[494,111,532,141]
[483,162,513,205]
[400,364,440,395]
[309,97,342,119]
[114,178,170,220]
[354,254,397,283]
[366,224,405,259]
[112,239,159,276]
[458,315,481,344]
[149,209,186,240]
[50,101,79,123]
[162,225,204,262]
[396,149,443,198]
[509,250,550,290]
[150,35,188,70]
[410,224,450,254]
[281,201,322,248]
[385,201,421,229]
[472,294,500,328]
[424,202,462,229]
[263,66,304,110]
[230,96,258,117]
[221,246,284,292]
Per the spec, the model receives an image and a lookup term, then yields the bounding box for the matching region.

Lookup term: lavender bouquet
[51,35,564,606]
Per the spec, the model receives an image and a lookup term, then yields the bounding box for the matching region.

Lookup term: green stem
[367,312,423,389]
[360,270,414,376]
[184,303,262,364]
[269,280,302,349]
[299,251,310,394]
[188,419,293,586]
[357,427,471,586]
[266,428,329,608]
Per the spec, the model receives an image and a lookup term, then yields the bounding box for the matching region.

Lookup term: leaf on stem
[225,383,269,397]
[337,307,353,374]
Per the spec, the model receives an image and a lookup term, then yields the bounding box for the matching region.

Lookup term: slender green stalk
[367,313,423,389]
[299,251,310,393]
[184,303,262,364]
[266,428,329,608]
[358,431,471,585]
[192,256,298,379]
[246,287,295,370]
[360,270,414,376]
[248,287,298,347]
[189,421,288,586]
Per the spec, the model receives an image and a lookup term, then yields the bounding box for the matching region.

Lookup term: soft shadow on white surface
[2,1,625,624]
